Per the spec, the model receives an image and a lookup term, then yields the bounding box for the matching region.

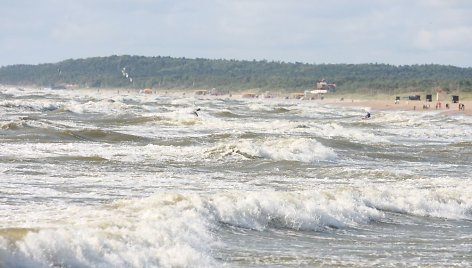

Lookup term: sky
[1,0,471,67]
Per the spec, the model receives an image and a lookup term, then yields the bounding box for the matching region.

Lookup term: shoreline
[63,88,472,117]
[322,97,472,116]
[3,85,471,116]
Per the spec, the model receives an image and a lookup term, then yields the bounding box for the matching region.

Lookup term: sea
[0,86,471,267]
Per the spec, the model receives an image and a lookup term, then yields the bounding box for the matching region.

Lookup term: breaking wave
[205,137,337,162]
[1,185,470,267]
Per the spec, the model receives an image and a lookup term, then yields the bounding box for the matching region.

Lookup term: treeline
[1,55,471,93]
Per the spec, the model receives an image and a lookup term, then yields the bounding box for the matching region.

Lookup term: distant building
[316,79,336,91]
[304,79,336,99]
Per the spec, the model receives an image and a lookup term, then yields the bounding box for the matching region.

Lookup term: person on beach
[364,112,371,119]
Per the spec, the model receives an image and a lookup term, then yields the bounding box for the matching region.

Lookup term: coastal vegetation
[1,55,471,93]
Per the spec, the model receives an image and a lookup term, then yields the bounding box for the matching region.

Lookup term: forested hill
[1,55,471,93]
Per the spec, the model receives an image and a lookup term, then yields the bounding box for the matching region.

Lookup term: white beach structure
[304,79,336,99]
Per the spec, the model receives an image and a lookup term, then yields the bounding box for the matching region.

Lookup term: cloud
[0,0,471,67]
[414,27,472,50]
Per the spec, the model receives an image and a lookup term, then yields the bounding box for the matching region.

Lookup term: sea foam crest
[0,99,60,112]
[0,193,218,268]
[210,183,472,232]
[206,137,336,162]
[210,190,383,231]
[0,190,381,266]
[361,184,472,220]
[63,98,130,114]
[314,122,389,144]
[1,187,470,267]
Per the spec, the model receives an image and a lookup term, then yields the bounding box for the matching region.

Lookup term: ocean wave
[312,122,390,144]
[228,187,470,228]
[362,185,472,220]
[0,190,378,267]
[1,186,470,267]
[210,191,382,231]
[62,99,132,114]
[1,121,29,130]
[1,117,150,143]
[205,137,337,162]
[142,109,204,126]
[60,129,151,143]
[360,111,472,143]
[97,115,161,126]
[0,193,217,267]
[0,100,61,112]
[209,186,472,232]
[214,110,243,118]
[272,107,292,113]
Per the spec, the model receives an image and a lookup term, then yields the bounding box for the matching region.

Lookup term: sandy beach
[323,97,472,116]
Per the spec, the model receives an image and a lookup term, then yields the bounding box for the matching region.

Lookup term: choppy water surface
[1,86,471,267]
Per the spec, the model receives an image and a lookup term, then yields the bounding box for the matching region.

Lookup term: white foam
[205,137,336,162]
[0,99,62,113]
[1,181,471,266]
[367,110,472,143]
[360,182,472,220]
[0,143,192,164]
[0,193,217,267]
[210,190,383,231]
[208,181,472,233]
[312,122,390,144]
[1,135,336,166]
[62,98,132,115]
[2,86,472,267]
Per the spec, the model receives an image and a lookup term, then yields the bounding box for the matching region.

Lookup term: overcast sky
[1,0,471,67]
